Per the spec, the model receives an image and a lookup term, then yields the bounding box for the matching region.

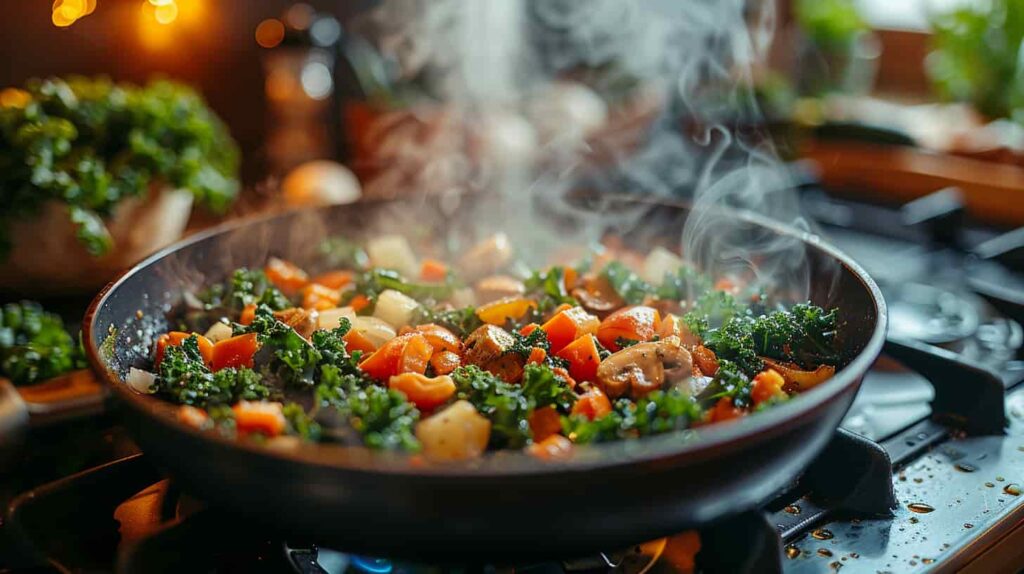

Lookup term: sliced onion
[373,289,419,328]
[351,316,398,348]
[318,306,357,331]
[760,358,836,390]
[127,368,157,394]
[203,321,234,343]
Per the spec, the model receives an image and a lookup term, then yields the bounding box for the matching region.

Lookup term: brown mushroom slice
[474,275,526,304]
[760,357,836,391]
[571,275,624,319]
[273,308,318,340]
[596,336,693,399]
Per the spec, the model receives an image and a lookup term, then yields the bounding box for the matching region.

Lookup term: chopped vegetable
[156,331,213,368]
[475,296,537,326]
[265,258,309,293]
[556,334,601,382]
[389,372,457,410]
[596,305,660,352]
[0,301,84,386]
[601,261,654,305]
[358,332,432,381]
[210,333,259,371]
[233,401,287,437]
[416,400,491,461]
[541,306,599,353]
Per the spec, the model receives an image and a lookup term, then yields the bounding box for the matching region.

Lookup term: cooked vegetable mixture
[135,235,841,461]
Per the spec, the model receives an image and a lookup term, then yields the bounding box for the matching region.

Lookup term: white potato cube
[416,400,491,462]
[203,321,234,344]
[367,235,419,278]
[642,246,685,285]
[318,306,357,331]
[351,316,397,348]
[373,289,420,329]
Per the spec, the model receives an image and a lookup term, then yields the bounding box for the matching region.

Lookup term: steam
[348,0,822,300]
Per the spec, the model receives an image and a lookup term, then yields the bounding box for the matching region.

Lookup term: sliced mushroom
[595,336,692,399]
[474,274,526,304]
[761,358,836,391]
[273,308,318,339]
[571,275,624,319]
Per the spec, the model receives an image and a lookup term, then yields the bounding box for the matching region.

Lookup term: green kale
[450,364,574,448]
[283,402,322,441]
[314,364,420,451]
[524,266,578,312]
[696,359,753,409]
[750,303,840,368]
[155,335,269,406]
[503,329,570,370]
[564,389,702,444]
[0,77,239,257]
[601,261,654,305]
[353,268,457,303]
[411,305,482,339]
[311,319,356,368]
[593,337,612,360]
[318,236,369,270]
[0,301,84,386]
[701,316,763,377]
[682,290,748,338]
[203,268,290,312]
[244,306,320,387]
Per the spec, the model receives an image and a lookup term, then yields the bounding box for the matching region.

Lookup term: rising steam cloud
[349,0,820,300]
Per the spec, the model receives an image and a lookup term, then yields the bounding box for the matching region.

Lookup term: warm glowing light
[0,88,31,109]
[255,19,285,49]
[138,1,173,49]
[52,0,94,27]
[148,0,174,5]
[284,3,314,31]
[154,1,178,24]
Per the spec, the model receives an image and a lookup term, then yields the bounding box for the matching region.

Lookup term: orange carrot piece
[239,304,257,326]
[429,350,461,376]
[313,270,355,290]
[349,294,371,313]
[419,258,449,282]
[571,388,612,420]
[210,333,260,371]
[596,305,660,351]
[541,306,599,353]
[301,283,342,311]
[388,372,456,410]
[264,257,309,293]
[155,332,214,367]
[232,401,286,437]
[556,334,601,382]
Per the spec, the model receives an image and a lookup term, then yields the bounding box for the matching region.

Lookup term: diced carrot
[556,334,601,382]
[541,306,600,353]
[301,283,342,311]
[476,297,537,325]
[657,313,680,339]
[527,434,573,460]
[571,388,612,420]
[563,267,578,292]
[528,406,562,442]
[713,277,738,293]
[313,270,354,290]
[519,323,540,336]
[429,350,461,376]
[342,328,378,355]
[177,405,208,428]
[596,305,661,351]
[358,333,433,381]
[388,372,456,410]
[751,369,786,406]
[349,294,371,313]
[410,324,462,353]
[526,347,547,365]
[419,258,449,282]
[232,401,286,437]
[210,333,260,371]
[239,304,257,326]
[551,303,573,316]
[155,332,214,367]
[692,345,719,377]
[264,257,309,293]
[707,397,745,423]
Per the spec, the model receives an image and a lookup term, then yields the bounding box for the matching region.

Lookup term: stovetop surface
[4,187,1024,573]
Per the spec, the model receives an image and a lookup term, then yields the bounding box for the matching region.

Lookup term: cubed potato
[416,400,491,461]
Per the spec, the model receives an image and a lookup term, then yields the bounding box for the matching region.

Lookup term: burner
[885,283,980,345]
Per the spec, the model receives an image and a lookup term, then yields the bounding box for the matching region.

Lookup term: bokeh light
[154,1,178,24]
[51,0,96,27]
[0,88,31,109]
[255,18,285,49]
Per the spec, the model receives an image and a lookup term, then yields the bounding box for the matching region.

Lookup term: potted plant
[0,76,239,294]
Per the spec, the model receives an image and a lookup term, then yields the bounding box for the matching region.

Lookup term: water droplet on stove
[784,505,801,515]
[955,462,978,472]
[1004,483,1021,496]
[977,453,988,460]
[997,476,1005,481]
[964,523,974,529]
[785,545,801,559]
[908,503,935,513]
[985,482,995,487]
[923,558,935,564]
[913,477,924,483]
[1018,446,1024,452]
[830,560,842,570]
[818,548,833,557]
[849,552,859,559]
[909,517,919,524]
[812,529,834,540]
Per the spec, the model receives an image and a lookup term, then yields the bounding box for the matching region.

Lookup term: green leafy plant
[795,0,868,51]
[928,0,1024,122]
[0,76,240,256]
[0,301,84,385]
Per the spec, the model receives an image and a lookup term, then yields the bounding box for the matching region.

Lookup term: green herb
[682,290,748,338]
[412,305,482,339]
[696,359,753,409]
[701,316,763,377]
[524,266,577,312]
[0,77,239,256]
[352,268,457,303]
[600,261,653,305]
[0,301,84,386]
[795,0,868,51]
[202,268,290,312]
[283,402,322,441]
[314,364,420,451]
[564,389,702,444]
[155,336,269,406]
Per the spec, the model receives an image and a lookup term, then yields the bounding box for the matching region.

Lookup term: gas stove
[3,187,1024,574]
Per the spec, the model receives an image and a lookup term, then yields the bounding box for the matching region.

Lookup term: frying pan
[82,196,886,562]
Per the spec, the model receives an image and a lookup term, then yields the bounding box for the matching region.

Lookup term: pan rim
[83,196,887,478]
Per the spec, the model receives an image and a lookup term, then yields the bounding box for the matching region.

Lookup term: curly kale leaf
[0,301,84,386]
[156,335,269,406]
[353,268,457,304]
[750,303,840,368]
[0,77,239,257]
[202,268,290,312]
[412,305,482,339]
[524,266,578,312]
[283,402,322,441]
[243,306,324,387]
[696,359,753,409]
[682,290,748,339]
[601,261,654,305]
[701,316,763,377]
[504,329,569,370]
[520,363,576,412]
[564,390,702,444]
[314,364,420,451]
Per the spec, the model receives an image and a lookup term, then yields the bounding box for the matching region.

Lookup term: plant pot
[0,187,194,296]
